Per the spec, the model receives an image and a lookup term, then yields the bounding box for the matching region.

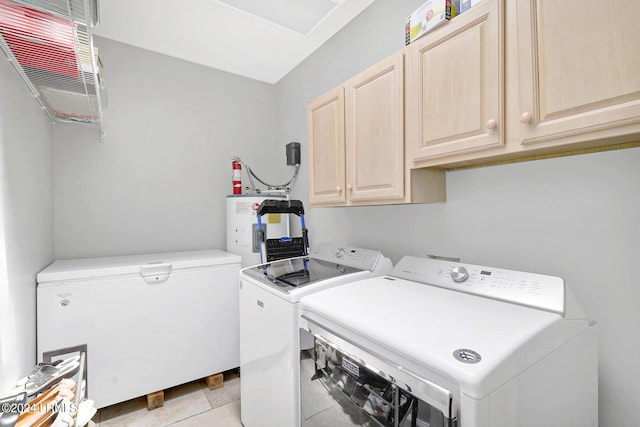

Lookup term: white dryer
[299,256,598,427]
[239,243,392,427]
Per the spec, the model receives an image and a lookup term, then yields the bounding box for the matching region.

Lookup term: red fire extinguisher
[232,159,242,194]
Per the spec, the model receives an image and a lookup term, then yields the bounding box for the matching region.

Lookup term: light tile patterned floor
[91,371,241,427]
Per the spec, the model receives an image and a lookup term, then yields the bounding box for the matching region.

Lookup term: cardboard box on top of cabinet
[405,0,459,45]
[459,0,483,13]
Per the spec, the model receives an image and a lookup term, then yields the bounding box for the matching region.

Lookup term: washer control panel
[310,243,390,273]
[391,256,565,315]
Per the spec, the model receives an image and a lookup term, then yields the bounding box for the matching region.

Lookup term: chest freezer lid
[37,249,241,284]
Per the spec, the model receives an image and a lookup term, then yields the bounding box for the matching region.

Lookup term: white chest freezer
[36,249,241,409]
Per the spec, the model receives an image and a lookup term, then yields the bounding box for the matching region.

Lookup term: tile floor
[91,371,242,427]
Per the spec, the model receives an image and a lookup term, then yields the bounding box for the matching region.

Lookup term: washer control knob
[335,248,346,259]
[450,266,469,283]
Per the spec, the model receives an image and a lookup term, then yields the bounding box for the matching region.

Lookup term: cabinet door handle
[347,184,353,192]
[486,119,498,130]
[520,112,533,124]
[336,186,342,193]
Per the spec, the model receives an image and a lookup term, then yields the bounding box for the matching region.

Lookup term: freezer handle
[140,262,172,283]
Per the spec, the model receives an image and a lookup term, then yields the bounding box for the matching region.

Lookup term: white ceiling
[92,0,376,84]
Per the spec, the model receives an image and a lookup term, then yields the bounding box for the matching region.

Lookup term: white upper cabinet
[308,52,446,207]
[408,0,503,165]
[345,52,405,203]
[406,0,640,168]
[516,0,640,149]
[308,87,347,206]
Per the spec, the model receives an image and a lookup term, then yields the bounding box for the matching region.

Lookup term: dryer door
[300,327,457,427]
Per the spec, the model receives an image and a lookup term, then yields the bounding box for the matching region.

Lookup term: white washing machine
[239,243,392,427]
[298,256,598,427]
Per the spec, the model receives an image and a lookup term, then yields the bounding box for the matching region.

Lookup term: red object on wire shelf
[0,0,79,78]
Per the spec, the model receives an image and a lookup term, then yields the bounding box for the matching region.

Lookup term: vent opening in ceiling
[217,0,340,35]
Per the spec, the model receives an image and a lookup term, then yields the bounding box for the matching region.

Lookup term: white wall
[0,54,54,393]
[276,0,640,425]
[54,37,280,259]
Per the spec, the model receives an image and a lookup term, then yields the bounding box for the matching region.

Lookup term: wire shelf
[0,0,105,141]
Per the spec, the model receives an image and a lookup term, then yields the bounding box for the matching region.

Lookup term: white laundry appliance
[299,256,597,427]
[239,243,393,427]
[226,194,290,268]
[36,249,241,409]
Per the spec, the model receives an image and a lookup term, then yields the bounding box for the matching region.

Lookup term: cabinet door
[308,87,346,206]
[517,0,640,147]
[408,0,503,164]
[345,52,405,203]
